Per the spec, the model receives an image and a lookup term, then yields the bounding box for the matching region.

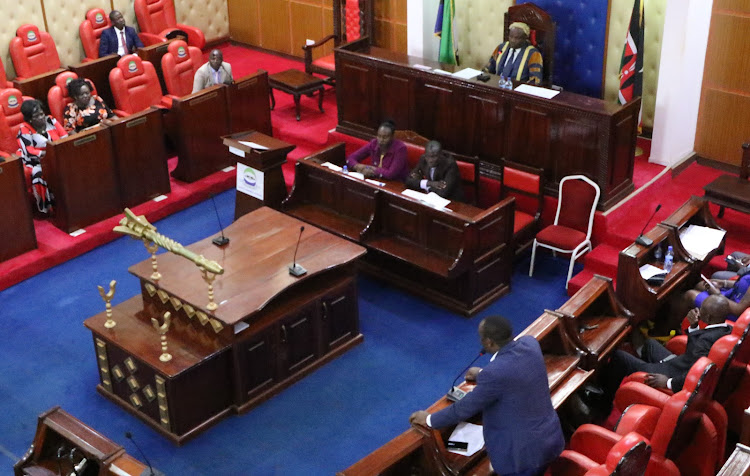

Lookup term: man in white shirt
[192,49,234,93]
[98,11,144,58]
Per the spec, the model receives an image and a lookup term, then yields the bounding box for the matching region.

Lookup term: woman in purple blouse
[346,120,409,181]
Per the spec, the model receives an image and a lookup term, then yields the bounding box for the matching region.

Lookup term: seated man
[405,140,464,202]
[192,49,233,93]
[410,315,565,476]
[606,295,732,393]
[99,10,144,57]
[345,120,408,180]
[483,21,543,85]
[683,273,750,322]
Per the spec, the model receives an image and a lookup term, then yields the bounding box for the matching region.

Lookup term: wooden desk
[339,276,630,476]
[283,143,514,316]
[108,108,171,207]
[69,55,119,109]
[227,71,273,136]
[0,156,36,262]
[334,40,640,210]
[169,85,231,182]
[719,444,750,476]
[14,406,148,476]
[44,126,120,232]
[616,196,725,324]
[269,69,325,121]
[85,207,366,444]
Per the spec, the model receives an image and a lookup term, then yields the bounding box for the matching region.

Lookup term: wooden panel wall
[227,0,406,57]
[694,0,750,166]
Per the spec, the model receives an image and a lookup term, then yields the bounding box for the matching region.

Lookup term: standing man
[405,140,464,202]
[99,10,144,57]
[410,316,564,476]
[483,22,543,85]
[192,49,233,93]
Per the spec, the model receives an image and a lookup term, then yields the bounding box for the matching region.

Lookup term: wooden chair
[303,0,373,85]
[703,141,750,217]
[500,159,544,255]
[504,2,556,86]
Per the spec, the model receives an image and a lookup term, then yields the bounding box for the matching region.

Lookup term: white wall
[407,0,440,60]
[650,0,714,166]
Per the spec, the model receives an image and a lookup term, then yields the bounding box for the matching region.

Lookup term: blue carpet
[0,190,573,475]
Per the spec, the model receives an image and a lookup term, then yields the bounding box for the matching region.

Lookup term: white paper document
[452,68,483,80]
[447,422,485,456]
[679,225,726,260]
[433,69,452,75]
[346,172,366,180]
[413,64,432,71]
[321,162,342,172]
[639,263,666,280]
[238,140,269,150]
[365,179,385,186]
[401,189,451,209]
[513,84,560,99]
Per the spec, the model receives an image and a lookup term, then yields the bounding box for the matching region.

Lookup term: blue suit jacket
[99,26,143,57]
[431,336,564,474]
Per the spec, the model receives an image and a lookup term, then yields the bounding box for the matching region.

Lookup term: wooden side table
[268,69,324,121]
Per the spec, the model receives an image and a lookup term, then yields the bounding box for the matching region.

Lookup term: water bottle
[342,165,348,174]
[498,75,506,88]
[664,245,674,273]
[654,244,663,262]
[505,76,513,90]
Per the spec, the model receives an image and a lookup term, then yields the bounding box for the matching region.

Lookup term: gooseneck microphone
[635,204,662,247]
[210,193,230,247]
[125,432,166,476]
[446,349,486,402]
[288,226,307,277]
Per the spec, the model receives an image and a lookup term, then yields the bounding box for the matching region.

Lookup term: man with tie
[98,11,144,58]
[405,140,464,202]
[192,49,234,93]
[483,22,543,85]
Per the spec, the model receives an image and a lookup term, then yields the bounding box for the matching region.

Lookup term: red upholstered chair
[134,0,206,50]
[79,8,111,61]
[47,72,99,124]
[529,175,599,289]
[0,89,34,154]
[0,57,13,89]
[547,432,651,476]
[303,0,373,85]
[501,160,544,255]
[9,24,62,79]
[109,54,170,116]
[160,40,202,100]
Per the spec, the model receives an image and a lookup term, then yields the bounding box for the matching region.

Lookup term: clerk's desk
[339,276,631,476]
[0,156,37,262]
[616,196,725,324]
[85,207,366,444]
[334,39,640,211]
[283,143,514,316]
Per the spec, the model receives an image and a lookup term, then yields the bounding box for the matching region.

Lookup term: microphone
[289,226,307,277]
[446,349,485,402]
[635,204,662,247]
[221,64,233,84]
[125,432,166,476]
[210,193,230,247]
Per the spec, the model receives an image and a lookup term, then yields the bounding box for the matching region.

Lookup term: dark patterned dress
[17,117,68,213]
[62,96,113,133]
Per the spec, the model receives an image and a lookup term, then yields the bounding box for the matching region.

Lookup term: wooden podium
[84,207,366,444]
[108,108,171,207]
[14,407,148,476]
[0,156,36,261]
[44,126,120,232]
[170,84,231,182]
[223,130,295,219]
[227,71,273,136]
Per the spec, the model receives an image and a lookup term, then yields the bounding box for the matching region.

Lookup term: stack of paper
[679,225,726,260]
[446,422,485,456]
[401,189,451,209]
[513,84,560,99]
[321,162,342,172]
[639,263,666,280]
[452,68,483,80]
[238,140,269,150]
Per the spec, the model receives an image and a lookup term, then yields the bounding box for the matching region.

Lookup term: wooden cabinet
[321,279,359,353]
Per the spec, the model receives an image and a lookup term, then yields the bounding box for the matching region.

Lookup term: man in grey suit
[192,49,233,93]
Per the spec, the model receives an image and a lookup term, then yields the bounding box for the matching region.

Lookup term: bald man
[192,49,233,93]
[483,21,543,85]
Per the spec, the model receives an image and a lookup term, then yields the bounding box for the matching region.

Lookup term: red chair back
[161,40,202,97]
[0,89,33,153]
[9,24,61,78]
[109,55,163,115]
[47,72,98,124]
[135,0,177,34]
[344,0,362,41]
[80,8,111,60]
[0,57,12,89]
[502,164,543,216]
[555,175,599,235]
[597,432,651,476]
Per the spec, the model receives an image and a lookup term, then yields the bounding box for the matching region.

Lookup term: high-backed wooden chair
[9,24,62,79]
[303,0,373,85]
[504,2,556,86]
[79,8,111,61]
[703,141,750,217]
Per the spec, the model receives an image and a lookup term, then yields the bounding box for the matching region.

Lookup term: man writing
[483,21,543,85]
[99,11,143,57]
[192,49,233,93]
[410,315,564,476]
[405,141,464,202]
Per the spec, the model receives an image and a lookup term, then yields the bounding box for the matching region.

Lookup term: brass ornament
[97,280,117,329]
[143,239,161,281]
[151,311,173,362]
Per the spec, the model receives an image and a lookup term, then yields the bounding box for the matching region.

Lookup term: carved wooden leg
[269,89,275,110]
[318,87,325,113]
[294,93,301,121]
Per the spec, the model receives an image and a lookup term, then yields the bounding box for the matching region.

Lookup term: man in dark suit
[405,140,464,202]
[410,316,564,476]
[99,10,143,57]
[608,294,731,392]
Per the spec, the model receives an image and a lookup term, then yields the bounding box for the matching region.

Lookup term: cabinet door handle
[322,302,329,320]
[281,324,288,343]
